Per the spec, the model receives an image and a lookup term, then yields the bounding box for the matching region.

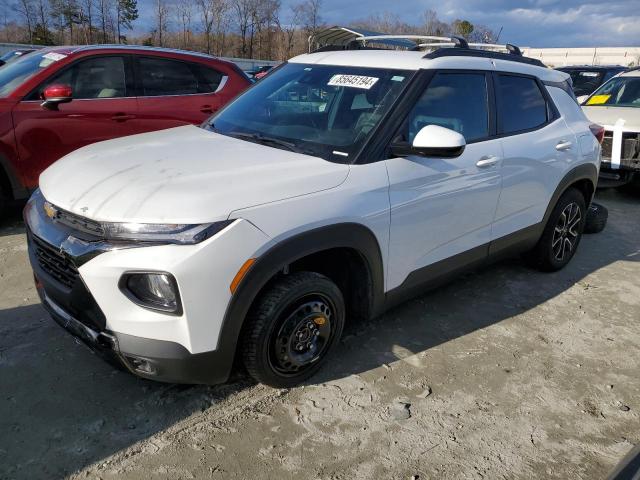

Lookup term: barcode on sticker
[328,75,379,90]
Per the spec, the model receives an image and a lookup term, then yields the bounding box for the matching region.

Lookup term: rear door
[491,71,578,242]
[385,71,503,291]
[134,56,228,132]
[11,55,138,187]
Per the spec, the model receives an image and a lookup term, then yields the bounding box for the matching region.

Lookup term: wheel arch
[542,163,597,227]
[212,222,386,382]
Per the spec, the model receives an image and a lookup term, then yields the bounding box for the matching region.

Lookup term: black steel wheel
[241,271,345,387]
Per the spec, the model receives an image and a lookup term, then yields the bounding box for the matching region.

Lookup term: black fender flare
[541,162,598,227]
[212,222,386,382]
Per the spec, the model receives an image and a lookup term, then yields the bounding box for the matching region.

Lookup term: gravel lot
[1,188,639,480]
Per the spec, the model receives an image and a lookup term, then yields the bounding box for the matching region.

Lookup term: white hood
[582,106,640,132]
[39,126,350,224]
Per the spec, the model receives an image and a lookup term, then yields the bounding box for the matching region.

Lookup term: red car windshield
[0,51,68,97]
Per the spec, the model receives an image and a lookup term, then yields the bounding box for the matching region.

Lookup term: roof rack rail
[351,34,545,67]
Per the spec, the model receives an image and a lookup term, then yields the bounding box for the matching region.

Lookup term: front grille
[32,234,79,289]
[602,131,640,161]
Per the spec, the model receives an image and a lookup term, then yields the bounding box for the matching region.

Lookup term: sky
[274,0,640,48]
[130,0,640,48]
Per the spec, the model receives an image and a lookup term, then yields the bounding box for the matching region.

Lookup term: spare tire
[584,202,608,234]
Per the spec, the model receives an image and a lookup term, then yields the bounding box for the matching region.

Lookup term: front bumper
[24,190,270,384]
[30,243,232,385]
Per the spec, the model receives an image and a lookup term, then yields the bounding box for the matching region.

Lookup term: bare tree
[79,0,95,43]
[279,1,302,59]
[233,0,255,57]
[197,0,227,54]
[15,0,36,43]
[176,0,193,49]
[298,0,320,36]
[155,0,169,46]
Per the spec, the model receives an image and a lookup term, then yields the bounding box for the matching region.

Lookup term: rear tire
[241,272,345,388]
[527,188,586,272]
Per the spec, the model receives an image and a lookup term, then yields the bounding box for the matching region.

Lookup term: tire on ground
[241,271,345,388]
[526,187,586,272]
[584,202,608,234]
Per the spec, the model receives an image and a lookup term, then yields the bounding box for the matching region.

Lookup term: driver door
[11,55,138,188]
[385,71,503,291]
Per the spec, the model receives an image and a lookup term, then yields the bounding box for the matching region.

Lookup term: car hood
[582,106,640,131]
[39,125,350,224]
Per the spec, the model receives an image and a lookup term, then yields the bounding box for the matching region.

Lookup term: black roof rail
[423,48,546,68]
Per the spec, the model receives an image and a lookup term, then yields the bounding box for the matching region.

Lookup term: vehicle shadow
[0,202,26,238]
[0,300,254,479]
[0,190,636,479]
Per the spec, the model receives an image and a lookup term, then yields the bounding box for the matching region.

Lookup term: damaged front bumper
[599,130,640,186]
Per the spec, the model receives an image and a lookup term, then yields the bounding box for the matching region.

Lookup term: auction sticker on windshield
[328,75,379,89]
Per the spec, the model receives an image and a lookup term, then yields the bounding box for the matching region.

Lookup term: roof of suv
[35,44,235,64]
[290,49,567,83]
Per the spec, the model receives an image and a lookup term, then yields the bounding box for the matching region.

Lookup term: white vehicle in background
[581,68,640,187]
[25,36,602,387]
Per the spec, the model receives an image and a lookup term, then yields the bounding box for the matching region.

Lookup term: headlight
[102,220,234,244]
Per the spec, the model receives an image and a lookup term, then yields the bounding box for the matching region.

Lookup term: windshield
[0,51,66,97]
[585,77,640,108]
[562,69,606,95]
[206,63,414,162]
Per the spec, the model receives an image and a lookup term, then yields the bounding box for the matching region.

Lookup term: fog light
[125,356,157,375]
[120,272,182,315]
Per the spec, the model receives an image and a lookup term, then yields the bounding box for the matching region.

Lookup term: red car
[0,45,250,216]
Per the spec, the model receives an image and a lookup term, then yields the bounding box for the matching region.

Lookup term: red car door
[11,55,139,188]
[134,55,235,132]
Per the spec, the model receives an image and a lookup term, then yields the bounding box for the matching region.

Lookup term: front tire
[241,272,345,388]
[527,188,586,272]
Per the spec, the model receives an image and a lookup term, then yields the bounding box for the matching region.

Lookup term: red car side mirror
[41,84,73,111]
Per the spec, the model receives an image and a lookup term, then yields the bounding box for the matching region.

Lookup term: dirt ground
[1,188,639,480]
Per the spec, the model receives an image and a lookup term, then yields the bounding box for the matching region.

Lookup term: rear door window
[139,57,223,96]
[496,74,548,134]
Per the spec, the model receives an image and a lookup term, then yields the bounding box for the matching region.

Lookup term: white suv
[25,40,602,387]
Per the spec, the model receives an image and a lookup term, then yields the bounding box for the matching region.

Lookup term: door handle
[111,113,136,122]
[476,155,500,168]
[556,140,573,151]
[200,105,215,114]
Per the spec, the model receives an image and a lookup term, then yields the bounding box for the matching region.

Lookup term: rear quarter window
[496,74,548,134]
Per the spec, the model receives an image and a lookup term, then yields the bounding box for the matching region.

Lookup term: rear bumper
[35,279,230,384]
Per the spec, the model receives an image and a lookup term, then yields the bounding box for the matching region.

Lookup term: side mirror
[576,94,589,105]
[391,125,466,158]
[41,84,73,111]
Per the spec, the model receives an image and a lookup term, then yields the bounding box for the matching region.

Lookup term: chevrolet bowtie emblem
[43,201,58,220]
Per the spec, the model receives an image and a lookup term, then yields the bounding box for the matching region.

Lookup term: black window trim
[492,71,560,138]
[359,68,496,164]
[24,54,135,102]
[132,55,226,98]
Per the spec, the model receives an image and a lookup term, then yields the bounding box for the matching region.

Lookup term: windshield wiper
[226,131,304,153]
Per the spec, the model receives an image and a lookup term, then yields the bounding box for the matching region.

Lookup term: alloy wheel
[552,202,582,261]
